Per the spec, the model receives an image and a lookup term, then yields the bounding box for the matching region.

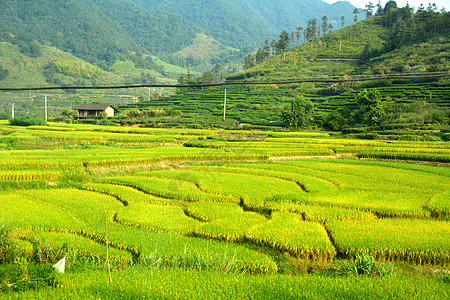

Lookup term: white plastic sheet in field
[53,256,66,273]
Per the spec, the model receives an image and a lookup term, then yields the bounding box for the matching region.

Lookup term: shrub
[336,254,395,277]
[96,119,113,126]
[282,97,316,130]
[0,223,14,264]
[9,116,46,127]
[355,89,385,126]
[441,274,450,284]
[0,262,59,292]
[440,133,450,142]
[357,132,379,140]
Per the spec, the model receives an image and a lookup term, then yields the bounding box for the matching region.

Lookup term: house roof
[72,104,117,111]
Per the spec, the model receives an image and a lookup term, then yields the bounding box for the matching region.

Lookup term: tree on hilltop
[365,2,375,19]
[214,62,222,84]
[322,16,329,36]
[201,71,215,86]
[384,0,398,14]
[275,31,290,54]
[243,53,255,70]
[296,27,303,45]
[263,39,271,58]
[353,8,359,23]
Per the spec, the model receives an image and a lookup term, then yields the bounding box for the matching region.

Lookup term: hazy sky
[323,0,448,10]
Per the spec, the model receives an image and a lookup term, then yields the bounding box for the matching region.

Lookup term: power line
[0,73,448,92]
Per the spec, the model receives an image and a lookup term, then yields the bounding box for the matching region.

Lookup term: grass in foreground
[6,267,449,299]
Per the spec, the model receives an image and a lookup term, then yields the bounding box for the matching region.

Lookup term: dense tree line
[176,63,228,94]
[283,88,447,131]
[380,2,449,51]
[243,15,336,69]
[353,1,449,62]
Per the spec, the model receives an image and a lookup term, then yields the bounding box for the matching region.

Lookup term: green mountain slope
[232,7,449,80]
[0,0,360,79]
[169,34,243,73]
[0,0,248,76]
[0,39,198,89]
[0,0,200,67]
[131,0,358,49]
[0,39,193,120]
[0,42,113,88]
[230,18,390,80]
[118,7,449,136]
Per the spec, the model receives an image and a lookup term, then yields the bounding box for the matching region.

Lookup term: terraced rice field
[0,121,449,298]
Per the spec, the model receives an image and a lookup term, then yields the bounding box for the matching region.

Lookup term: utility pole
[44,95,48,122]
[223,89,227,121]
[148,87,151,102]
[11,103,14,119]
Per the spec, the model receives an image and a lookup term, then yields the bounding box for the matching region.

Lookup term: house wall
[77,110,102,118]
[105,107,115,117]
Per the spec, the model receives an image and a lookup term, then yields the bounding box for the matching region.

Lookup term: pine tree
[255,48,266,64]
[365,2,375,18]
[214,62,221,83]
[311,18,318,40]
[201,71,215,86]
[276,31,290,54]
[291,32,296,48]
[296,27,303,45]
[305,20,312,42]
[243,54,255,70]
[305,19,318,42]
[263,39,271,59]
[270,40,277,56]
[322,16,329,36]
[353,8,359,23]
[376,1,384,14]
[376,1,385,26]
[328,23,334,33]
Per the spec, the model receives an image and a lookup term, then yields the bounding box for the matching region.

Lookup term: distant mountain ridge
[0,0,201,67]
[130,0,357,48]
[0,0,359,84]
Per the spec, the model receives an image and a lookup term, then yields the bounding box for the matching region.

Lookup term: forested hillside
[0,0,363,84]
[0,0,249,83]
[0,0,201,69]
[123,2,449,137]
[235,2,449,80]
[131,0,357,49]
[1,0,447,137]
